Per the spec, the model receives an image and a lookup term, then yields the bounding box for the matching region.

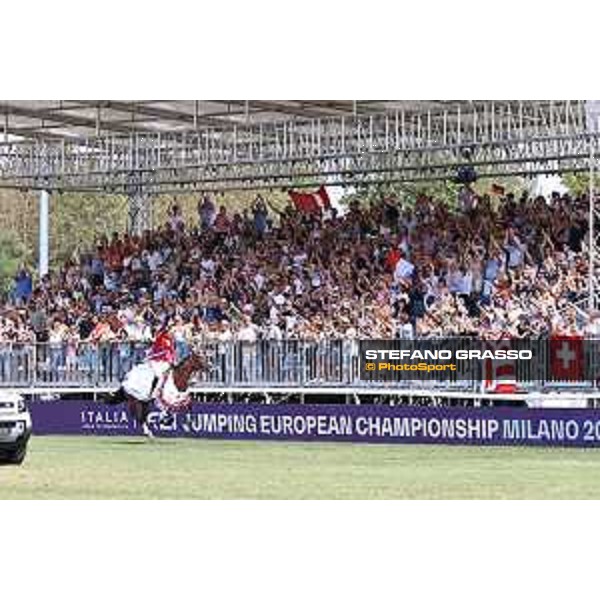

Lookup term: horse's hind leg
[131,400,154,438]
[140,401,151,427]
[127,398,143,422]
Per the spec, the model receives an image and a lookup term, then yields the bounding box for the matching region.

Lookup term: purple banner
[27,400,600,447]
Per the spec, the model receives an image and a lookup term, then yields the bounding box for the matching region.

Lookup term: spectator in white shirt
[393,254,415,282]
[237,317,259,343]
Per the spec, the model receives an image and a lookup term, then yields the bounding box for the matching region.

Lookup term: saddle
[122,359,191,412]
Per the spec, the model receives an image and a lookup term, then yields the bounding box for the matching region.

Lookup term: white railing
[0,339,598,397]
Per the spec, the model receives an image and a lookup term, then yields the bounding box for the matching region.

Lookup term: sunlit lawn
[2,435,600,499]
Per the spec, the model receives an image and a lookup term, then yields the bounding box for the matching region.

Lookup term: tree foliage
[338,176,527,210]
[561,171,600,197]
[0,229,30,295]
[0,188,294,279]
[49,193,129,264]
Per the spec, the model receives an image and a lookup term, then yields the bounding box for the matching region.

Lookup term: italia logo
[81,409,131,429]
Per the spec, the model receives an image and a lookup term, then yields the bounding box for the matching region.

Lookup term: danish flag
[550,335,584,382]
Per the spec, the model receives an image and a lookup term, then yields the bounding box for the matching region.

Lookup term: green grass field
[2,435,600,499]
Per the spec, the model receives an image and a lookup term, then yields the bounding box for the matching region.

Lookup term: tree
[337,176,527,210]
[0,230,30,296]
[562,171,600,197]
[50,193,128,264]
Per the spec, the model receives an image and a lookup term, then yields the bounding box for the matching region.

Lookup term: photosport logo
[359,338,600,386]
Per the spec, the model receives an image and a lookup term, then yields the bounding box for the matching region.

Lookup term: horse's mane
[173,352,203,370]
[172,353,205,391]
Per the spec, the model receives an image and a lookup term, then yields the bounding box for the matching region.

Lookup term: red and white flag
[550,335,584,382]
[288,186,331,214]
[484,338,518,394]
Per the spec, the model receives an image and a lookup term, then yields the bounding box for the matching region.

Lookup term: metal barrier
[0,339,468,391]
[0,339,598,395]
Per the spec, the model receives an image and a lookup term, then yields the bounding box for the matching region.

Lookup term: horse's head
[172,350,213,391]
[185,351,210,374]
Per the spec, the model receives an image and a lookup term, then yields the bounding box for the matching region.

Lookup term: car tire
[7,443,27,465]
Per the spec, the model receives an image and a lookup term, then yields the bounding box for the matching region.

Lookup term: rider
[149,326,177,366]
[105,319,179,437]
[147,321,177,426]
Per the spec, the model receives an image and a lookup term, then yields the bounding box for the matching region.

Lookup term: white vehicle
[0,392,32,465]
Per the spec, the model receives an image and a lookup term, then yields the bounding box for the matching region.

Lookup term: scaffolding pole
[38,189,50,277]
[128,193,153,234]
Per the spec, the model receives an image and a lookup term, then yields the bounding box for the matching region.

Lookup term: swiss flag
[550,335,584,382]
[289,186,331,214]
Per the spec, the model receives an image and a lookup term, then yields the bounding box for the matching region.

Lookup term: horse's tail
[101,387,128,405]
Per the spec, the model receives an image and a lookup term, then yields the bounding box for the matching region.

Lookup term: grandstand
[1,100,600,409]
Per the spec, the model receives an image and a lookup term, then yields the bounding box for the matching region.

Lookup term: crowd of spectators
[0,188,597,358]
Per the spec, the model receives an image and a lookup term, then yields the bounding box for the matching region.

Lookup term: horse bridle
[172,351,216,391]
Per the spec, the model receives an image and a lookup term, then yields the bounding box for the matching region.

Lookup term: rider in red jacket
[147,326,178,429]
[149,328,176,364]
[106,322,179,435]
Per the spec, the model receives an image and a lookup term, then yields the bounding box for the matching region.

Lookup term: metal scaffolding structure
[0,100,597,195]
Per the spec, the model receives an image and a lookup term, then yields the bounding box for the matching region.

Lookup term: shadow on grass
[108,438,179,446]
[108,439,149,446]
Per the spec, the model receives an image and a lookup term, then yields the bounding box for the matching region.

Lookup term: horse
[104,352,208,437]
